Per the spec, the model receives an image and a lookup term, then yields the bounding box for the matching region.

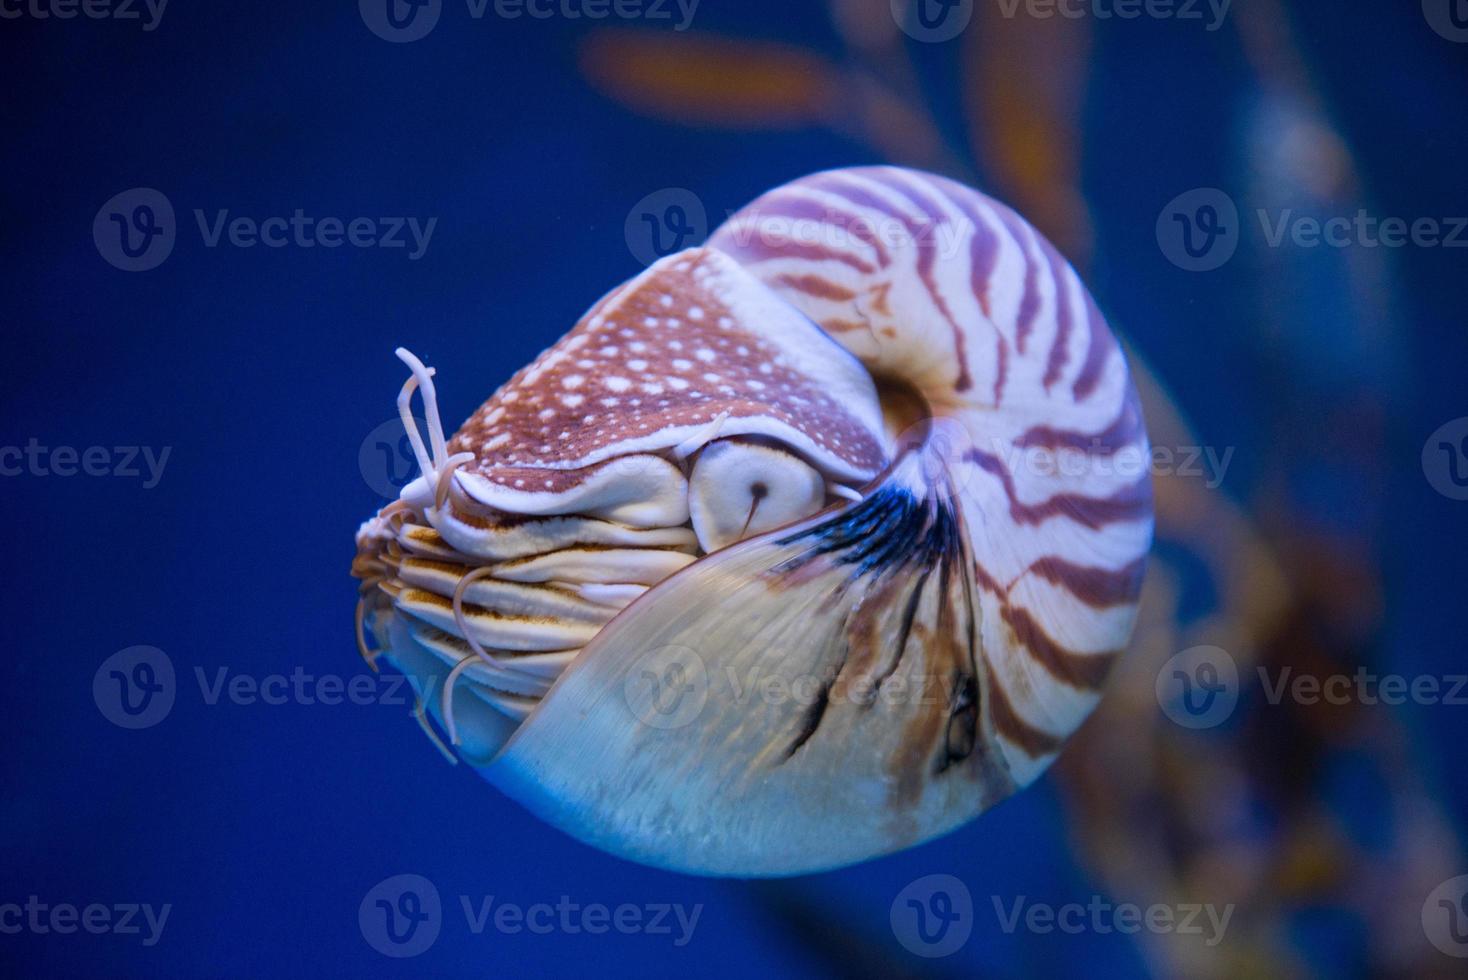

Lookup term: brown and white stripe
[712,166,1153,788]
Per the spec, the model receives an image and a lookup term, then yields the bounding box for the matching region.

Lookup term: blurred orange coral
[580,31,840,128]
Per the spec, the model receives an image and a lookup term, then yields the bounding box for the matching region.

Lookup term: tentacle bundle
[352,166,1153,875]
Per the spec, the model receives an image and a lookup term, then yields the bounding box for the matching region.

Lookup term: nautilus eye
[352,166,1153,876]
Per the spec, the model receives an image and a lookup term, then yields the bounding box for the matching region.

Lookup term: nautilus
[352,167,1153,876]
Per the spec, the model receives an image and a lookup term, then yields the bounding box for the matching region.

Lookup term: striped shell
[710,166,1153,787]
[352,166,1152,876]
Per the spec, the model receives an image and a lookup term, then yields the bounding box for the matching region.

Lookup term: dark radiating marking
[784,677,835,759]
[871,567,932,691]
[1014,384,1145,454]
[774,473,970,759]
[965,448,1153,530]
[936,673,979,774]
[1027,555,1147,608]
[1001,605,1117,690]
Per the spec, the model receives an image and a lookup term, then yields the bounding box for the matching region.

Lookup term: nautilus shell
[352,167,1153,876]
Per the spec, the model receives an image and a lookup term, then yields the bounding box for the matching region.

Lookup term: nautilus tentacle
[352,166,1152,876]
